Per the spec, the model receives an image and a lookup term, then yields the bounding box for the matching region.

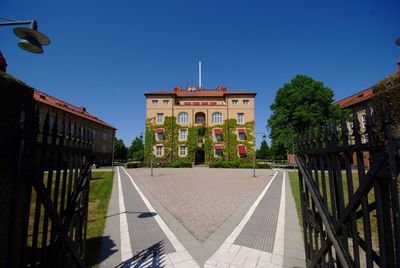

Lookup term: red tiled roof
[144,88,256,97]
[335,88,374,109]
[33,89,116,130]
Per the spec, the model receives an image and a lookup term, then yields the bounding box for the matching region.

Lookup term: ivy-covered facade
[144,86,256,166]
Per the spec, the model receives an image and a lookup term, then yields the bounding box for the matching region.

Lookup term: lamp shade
[17,36,43,54]
[13,27,50,54]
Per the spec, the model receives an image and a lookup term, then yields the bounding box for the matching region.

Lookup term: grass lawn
[85,171,114,267]
[287,170,379,251]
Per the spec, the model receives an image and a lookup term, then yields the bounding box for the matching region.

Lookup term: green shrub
[168,159,192,168]
[257,162,271,169]
[126,162,143,168]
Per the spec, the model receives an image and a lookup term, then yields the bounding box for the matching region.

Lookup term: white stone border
[205,170,289,267]
[117,167,133,261]
[120,167,199,268]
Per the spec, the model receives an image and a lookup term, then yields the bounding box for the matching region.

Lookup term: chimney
[173,85,182,92]
[80,107,86,112]
[0,52,7,72]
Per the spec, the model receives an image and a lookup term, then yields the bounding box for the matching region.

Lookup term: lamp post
[0,17,50,54]
[140,131,153,177]
[253,132,267,177]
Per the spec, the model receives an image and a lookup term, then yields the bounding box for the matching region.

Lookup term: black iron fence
[1,73,93,267]
[296,102,400,267]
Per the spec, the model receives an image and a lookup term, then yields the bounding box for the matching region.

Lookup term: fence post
[0,72,35,267]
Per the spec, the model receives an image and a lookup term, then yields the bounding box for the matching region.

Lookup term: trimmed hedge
[126,162,143,168]
[168,160,192,168]
[209,160,271,169]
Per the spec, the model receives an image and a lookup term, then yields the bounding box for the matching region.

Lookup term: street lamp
[0,17,50,54]
[140,131,153,177]
[253,132,267,177]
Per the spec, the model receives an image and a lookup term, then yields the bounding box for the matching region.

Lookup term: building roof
[34,89,116,130]
[145,86,256,97]
[335,87,374,108]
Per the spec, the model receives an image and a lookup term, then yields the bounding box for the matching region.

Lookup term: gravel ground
[126,167,273,241]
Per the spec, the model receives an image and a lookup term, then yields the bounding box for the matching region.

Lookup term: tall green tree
[256,140,270,160]
[267,75,342,159]
[114,138,128,161]
[128,137,144,162]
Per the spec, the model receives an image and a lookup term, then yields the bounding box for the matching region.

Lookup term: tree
[128,137,144,162]
[256,140,270,160]
[267,75,342,159]
[114,138,128,161]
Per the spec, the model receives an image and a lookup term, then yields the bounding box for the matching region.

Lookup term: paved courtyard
[100,167,305,268]
[129,168,273,241]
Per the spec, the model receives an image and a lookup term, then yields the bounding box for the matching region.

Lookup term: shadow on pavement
[115,241,166,268]
[86,235,118,267]
[105,211,158,219]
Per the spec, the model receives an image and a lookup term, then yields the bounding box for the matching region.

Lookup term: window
[178,112,188,124]
[232,100,238,106]
[212,112,223,124]
[361,114,367,128]
[179,129,187,141]
[102,145,107,154]
[155,128,164,141]
[156,146,163,156]
[214,145,223,157]
[237,129,246,140]
[195,112,206,124]
[102,133,107,142]
[156,113,164,124]
[179,146,187,157]
[243,100,249,106]
[152,100,158,106]
[213,128,223,141]
[238,145,246,157]
[163,100,169,107]
[237,113,245,124]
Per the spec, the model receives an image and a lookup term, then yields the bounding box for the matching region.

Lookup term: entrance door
[195,149,205,165]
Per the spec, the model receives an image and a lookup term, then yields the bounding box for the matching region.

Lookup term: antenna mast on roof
[198,61,202,89]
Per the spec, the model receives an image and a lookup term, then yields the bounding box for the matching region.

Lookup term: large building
[33,89,116,166]
[144,85,256,166]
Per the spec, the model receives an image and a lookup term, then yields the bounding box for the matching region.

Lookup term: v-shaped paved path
[99,167,305,268]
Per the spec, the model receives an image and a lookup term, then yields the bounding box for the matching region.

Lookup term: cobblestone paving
[128,168,271,241]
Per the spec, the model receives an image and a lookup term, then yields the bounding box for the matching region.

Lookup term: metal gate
[296,102,400,267]
[2,73,94,267]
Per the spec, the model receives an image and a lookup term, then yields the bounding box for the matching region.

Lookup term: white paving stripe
[271,171,286,266]
[205,170,286,267]
[117,167,133,262]
[120,167,200,268]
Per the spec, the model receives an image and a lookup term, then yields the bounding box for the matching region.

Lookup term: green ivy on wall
[144,116,255,166]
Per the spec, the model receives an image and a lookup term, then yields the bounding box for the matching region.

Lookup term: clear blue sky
[2,0,399,147]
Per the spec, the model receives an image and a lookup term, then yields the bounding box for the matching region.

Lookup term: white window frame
[232,100,238,106]
[156,132,164,141]
[214,148,223,157]
[179,129,188,141]
[179,145,187,157]
[243,100,249,106]
[178,112,189,124]
[155,145,163,157]
[152,100,158,106]
[238,132,246,141]
[212,112,223,125]
[163,100,169,107]
[237,113,245,124]
[156,113,164,124]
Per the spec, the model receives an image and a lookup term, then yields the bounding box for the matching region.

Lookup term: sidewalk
[99,167,305,267]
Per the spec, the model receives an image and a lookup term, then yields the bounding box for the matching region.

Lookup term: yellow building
[144,85,256,166]
[34,89,116,166]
